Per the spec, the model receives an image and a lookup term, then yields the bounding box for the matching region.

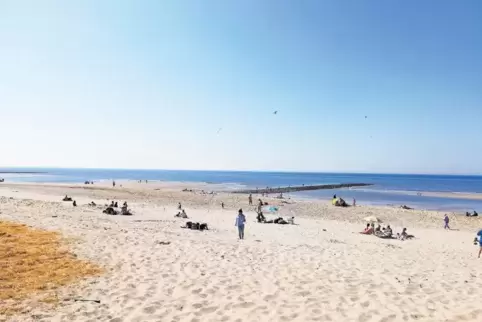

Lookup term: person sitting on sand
[63,195,72,201]
[110,201,115,207]
[287,217,295,225]
[385,225,393,236]
[88,201,96,206]
[360,223,374,235]
[120,205,132,216]
[72,200,77,207]
[114,201,118,208]
[398,228,414,240]
[473,211,479,217]
[178,202,182,210]
[376,225,393,238]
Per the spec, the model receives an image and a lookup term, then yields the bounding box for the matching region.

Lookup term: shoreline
[1,180,482,212]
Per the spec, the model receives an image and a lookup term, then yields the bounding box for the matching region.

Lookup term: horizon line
[1,166,481,177]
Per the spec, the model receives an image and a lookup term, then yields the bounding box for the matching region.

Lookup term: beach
[1,181,482,322]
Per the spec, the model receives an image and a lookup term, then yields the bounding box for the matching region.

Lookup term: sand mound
[0,221,102,315]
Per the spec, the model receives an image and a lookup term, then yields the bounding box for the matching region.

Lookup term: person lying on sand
[400,205,412,210]
[103,207,118,215]
[274,217,288,224]
[88,201,97,206]
[62,195,72,201]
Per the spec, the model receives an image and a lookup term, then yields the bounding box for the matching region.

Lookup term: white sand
[1,182,482,322]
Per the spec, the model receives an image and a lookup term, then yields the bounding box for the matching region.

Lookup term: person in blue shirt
[475,229,482,258]
[235,209,246,240]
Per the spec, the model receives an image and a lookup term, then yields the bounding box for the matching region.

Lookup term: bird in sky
[273,111,278,115]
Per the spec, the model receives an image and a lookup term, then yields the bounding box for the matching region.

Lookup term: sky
[1,0,481,174]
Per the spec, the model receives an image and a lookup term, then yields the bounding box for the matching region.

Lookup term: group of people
[182,221,209,231]
[466,211,478,217]
[360,223,413,240]
[103,201,131,215]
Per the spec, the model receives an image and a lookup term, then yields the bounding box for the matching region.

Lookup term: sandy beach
[1,181,482,322]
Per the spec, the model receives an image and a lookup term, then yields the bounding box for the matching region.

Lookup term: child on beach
[235,209,246,240]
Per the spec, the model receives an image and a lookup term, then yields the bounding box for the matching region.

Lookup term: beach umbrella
[364,216,382,223]
[262,205,279,213]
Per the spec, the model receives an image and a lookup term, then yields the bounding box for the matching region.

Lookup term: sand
[1,181,481,322]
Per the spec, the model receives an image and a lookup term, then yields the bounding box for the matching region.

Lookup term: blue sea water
[1,167,482,212]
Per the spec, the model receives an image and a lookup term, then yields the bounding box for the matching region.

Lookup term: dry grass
[0,221,102,315]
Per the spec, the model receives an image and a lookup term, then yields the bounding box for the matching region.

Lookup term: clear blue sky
[1,0,481,174]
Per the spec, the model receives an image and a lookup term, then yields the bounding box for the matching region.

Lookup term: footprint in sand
[200,306,218,314]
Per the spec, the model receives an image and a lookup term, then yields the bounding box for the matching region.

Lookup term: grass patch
[0,221,102,315]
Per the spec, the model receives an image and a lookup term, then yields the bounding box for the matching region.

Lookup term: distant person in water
[444,214,450,230]
[248,194,253,205]
[235,209,246,240]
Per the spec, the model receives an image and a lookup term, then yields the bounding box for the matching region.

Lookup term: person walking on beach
[248,194,253,205]
[444,214,450,230]
[475,229,482,258]
[353,198,356,207]
[235,209,246,240]
[112,180,116,188]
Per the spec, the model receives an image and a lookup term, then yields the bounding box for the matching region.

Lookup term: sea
[1,167,482,212]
